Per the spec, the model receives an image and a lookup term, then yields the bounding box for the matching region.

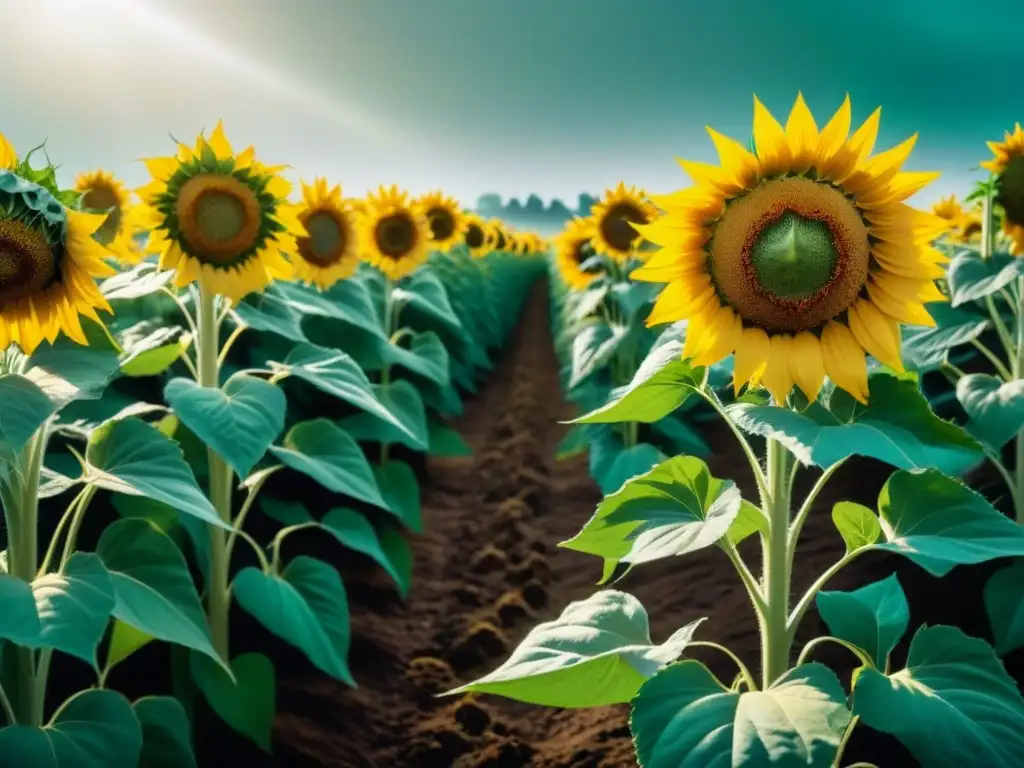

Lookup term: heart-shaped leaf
[134,696,197,768]
[728,372,983,472]
[190,652,275,752]
[270,419,389,511]
[872,469,1024,576]
[374,460,422,532]
[86,417,226,529]
[165,373,285,479]
[984,560,1024,656]
[448,590,703,707]
[853,625,1024,765]
[957,373,1024,451]
[233,557,354,685]
[32,553,115,668]
[562,456,741,565]
[0,688,142,767]
[816,574,909,668]
[632,661,851,768]
[97,518,221,666]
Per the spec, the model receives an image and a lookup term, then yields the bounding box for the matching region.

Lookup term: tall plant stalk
[760,438,794,687]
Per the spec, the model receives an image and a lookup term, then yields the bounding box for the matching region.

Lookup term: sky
[1,0,1021,211]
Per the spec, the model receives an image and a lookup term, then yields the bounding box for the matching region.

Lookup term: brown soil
[255,282,979,767]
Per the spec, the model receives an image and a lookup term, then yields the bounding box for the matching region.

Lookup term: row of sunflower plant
[0,123,546,763]
[547,187,730,496]
[451,96,1024,767]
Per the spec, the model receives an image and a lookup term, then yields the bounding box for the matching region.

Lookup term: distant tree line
[472,192,599,234]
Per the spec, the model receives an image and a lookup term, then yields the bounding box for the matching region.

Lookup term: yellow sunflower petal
[790,331,826,401]
[752,95,792,176]
[821,321,869,403]
[733,326,771,395]
[761,334,795,405]
[784,92,819,172]
[847,299,903,371]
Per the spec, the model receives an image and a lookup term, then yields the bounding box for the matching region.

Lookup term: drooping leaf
[816,574,909,668]
[853,625,1024,766]
[0,374,55,451]
[728,372,983,472]
[101,262,174,300]
[134,696,197,768]
[374,460,422,532]
[377,522,413,599]
[632,661,851,768]
[25,337,120,407]
[947,249,1024,307]
[448,590,703,707]
[337,380,429,451]
[320,509,410,597]
[270,419,390,511]
[0,689,142,767]
[873,469,1024,576]
[97,519,221,666]
[85,417,227,529]
[984,560,1024,656]
[901,302,990,371]
[190,652,275,752]
[427,420,472,457]
[0,574,43,646]
[31,553,115,669]
[957,373,1024,451]
[568,322,628,389]
[562,456,741,565]
[231,292,307,342]
[164,373,286,478]
[273,279,385,338]
[233,557,354,685]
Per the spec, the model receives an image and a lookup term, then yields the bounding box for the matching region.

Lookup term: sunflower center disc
[573,240,596,269]
[465,223,484,249]
[494,231,506,250]
[600,203,645,252]
[176,174,262,265]
[0,218,57,305]
[300,210,345,266]
[997,155,1024,227]
[80,185,123,246]
[376,214,414,258]
[748,212,838,300]
[427,208,455,241]
[195,191,246,241]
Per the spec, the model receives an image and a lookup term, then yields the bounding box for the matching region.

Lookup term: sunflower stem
[197,284,233,663]
[0,426,48,725]
[1015,275,1024,524]
[760,437,793,689]
[380,278,396,465]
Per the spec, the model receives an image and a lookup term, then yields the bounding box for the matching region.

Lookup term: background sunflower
[634,93,946,404]
[984,123,1024,255]
[134,120,301,302]
[359,185,431,280]
[74,168,142,264]
[554,217,599,290]
[416,190,465,253]
[292,178,361,289]
[461,212,489,257]
[589,182,659,260]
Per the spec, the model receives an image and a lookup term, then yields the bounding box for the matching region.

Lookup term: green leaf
[0,374,54,450]
[233,557,354,685]
[562,456,741,565]
[394,269,463,335]
[273,279,385,338]
[281,343,416,440]
[31,553,114,668]
[119,324,187,377]
[25,337,120,407]
[383,331,450,387]
[97,519,221,666]
[232,291,307,342]
[947,249,1024,307]
[631,661,851,768]
[85,417,227,530]
[957,373,1024,451]
[428,420,472,457]
[270,419,390,511]
[902,302,990,371]
[374,460,421,532]
[874,469,1024,576]
[134,696,197,768]
[321,509,410,597]
[0,574,43,645]
[377,522,412,599]
[984,560,1024,656]
[727,499,767,546]
[555,424,589,461]
[595,443,667,496]
[0,689,142,767]
[448,590,702,707]
[568,322,628,389]
[105,619,154,671]
[572,341,703,424]
[190,652,275,752]
[816,574,909,668]
[831,501,882,554]
[853,625,1024,766]
[728,373,983,472]
[101,262,174,300]
[337,380,429,451]
[164,373,286,478]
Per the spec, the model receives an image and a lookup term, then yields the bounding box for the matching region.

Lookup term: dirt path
[270,280,916,767]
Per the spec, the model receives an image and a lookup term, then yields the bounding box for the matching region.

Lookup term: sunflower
[462,212,489,257]
[359,185,431,280]
[952,206,984,244]
[291,178,361,289]
[486,220,508,252]
[931,194,965,228]
[133,121,302,303]
[74,169,141,263]
[0,134,115,353]
[416,191,465,253]
[555,217,600,290]
[633,94,947,405]
[589,182,659,260]
[983,123,1024,255]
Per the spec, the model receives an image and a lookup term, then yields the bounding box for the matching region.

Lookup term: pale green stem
[795,635,873,669]
[217,325,247,366]
[224,472,272,565]
[700,390,770,503]
[834,716,862,768]
[787,461,845,564]
[761,438,793,688]
[788,551,862,637]
[971,338,1014,381]
[721,541,767,618]
[985,447,1020,513]
[688,641,757,692]
[37,486,88,577]
[269,522,320,574]
[159,286,199,339]
[0,681,16,725]
[198,285,233,661]
[1015,275,1024,524]
[985,295,1015,365]
[380,278,396,465]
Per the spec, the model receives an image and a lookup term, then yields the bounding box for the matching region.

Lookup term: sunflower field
[3,98,1024,768]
